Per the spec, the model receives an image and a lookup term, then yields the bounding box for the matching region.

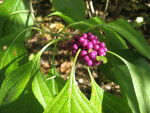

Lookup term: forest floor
[26,0,150,98]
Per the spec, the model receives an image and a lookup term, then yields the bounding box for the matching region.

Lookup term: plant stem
[105,0,109,12]
[87,66,94,82]
[59,21,93,34]
[30,0,38,27]
[9,10,29,16]
[34,38,64,61]
[52,42,57,66]
[72,49,81,69]
[89,0,95,17]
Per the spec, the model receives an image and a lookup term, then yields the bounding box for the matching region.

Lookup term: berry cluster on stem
[62,32,107,66]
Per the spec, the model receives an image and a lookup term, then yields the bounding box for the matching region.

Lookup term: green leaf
[32,56,54,109]
[96,56,107,63]
[32,64,54,109]
[0,72,44,113]
[0,53,50,110]
[50,0,86,21]
[45,64,66,97]
[0,0,33,84]
[108,19,150,59]
[0,31,29,84]
[31,38,64,109]
[87,67,131,113]
[86,17,128,50]
[0,38,63,111]
[106,54,139,113]
[108,50,150,113]
[0,61,33,106]
[0,0,33,37]
[99,61,118,84]
[40,11,74,24]
[44,50,98,113]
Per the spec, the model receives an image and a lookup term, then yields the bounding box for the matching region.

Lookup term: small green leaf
[88,49,93,53]
[96,56,107,63]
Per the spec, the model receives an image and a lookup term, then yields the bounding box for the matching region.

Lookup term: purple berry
[94,61,102,66]
[89,35,95,41]
[77,42,82,47]
[63,33,107,67]
[84,55,90,62]
[71,39,75,43]
[74,35,80,41]
[79,37,85,43]
[44,37,47,40]
[94,51,98,56]
[103,47,107,52]
[87,32,92,36]
[89,51,96,59]
[73,44,78,50]
[81,50,87,56]
[94,35,98,40]
[82,46,87,50]
[82,33,87,39]
[61,44,65,49]
[91,39,97,45]
[98,48,105,55]
[82,39,88,47]
[73,35,78,40]
[87,59,93,66]
[102,52,106,56]
[87,42,93,49]
[97,40,100,44]
[72,50,77,56]
[94,44,100,50]
[99,42,105,48]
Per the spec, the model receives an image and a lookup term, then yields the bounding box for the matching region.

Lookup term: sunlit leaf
[0,31,29,84]
[44,50,98,113]
[31,52,55,109]
[87,67,131,113]
[0,39,63,112]
[86,17,128,50]
[0,61,33,106]
[96,56,107,63]
[0,0,33,37]
[108,50,150,113]
[0,0,33,84]
[45,64,66,97]
[108,19,150,59]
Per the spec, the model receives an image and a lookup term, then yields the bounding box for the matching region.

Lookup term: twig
[30,0,39,27]
[89,0,95,16]
[86,0,92,18]
[105,0,109,12]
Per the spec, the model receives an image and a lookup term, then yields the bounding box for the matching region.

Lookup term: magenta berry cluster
[62,32,107,66]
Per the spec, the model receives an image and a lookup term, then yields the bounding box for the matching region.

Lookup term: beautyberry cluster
[62,32,107,66]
